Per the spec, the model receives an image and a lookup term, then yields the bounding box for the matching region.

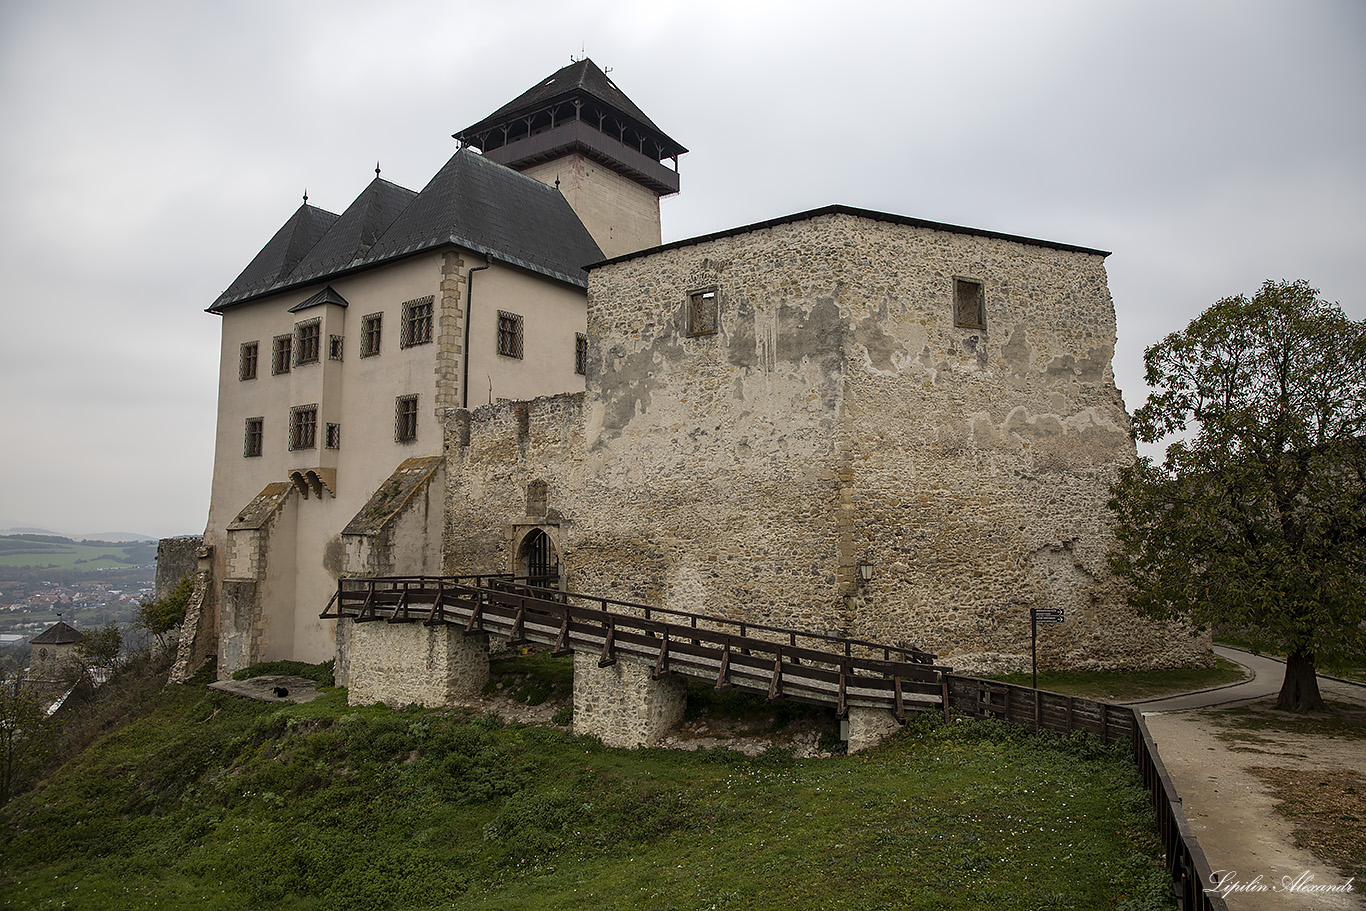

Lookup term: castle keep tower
[456,58,687,259]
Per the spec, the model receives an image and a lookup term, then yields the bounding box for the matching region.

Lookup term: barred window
[328,335,344,361]
[574,333,588,375]
[953,278,985,330]
[360,313,382,358]
[239,341,259,381]
[401,296,434,348]
[272,335,292,374]
[244,417,263,457]
[395,395,418,443]
[497,311,523,358]
[688,289,717,337]
[325,423,341,450]
[290,404,318,450]
[295,319,321,365]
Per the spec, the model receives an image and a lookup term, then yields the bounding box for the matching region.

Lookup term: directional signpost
[1030,607,1065,689]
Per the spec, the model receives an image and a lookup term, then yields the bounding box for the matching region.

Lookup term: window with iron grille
[272,335,292,374]
[395,395,418,443]
[953,278,986,330]
[497,311,523,358]
[688,289,718,337]
[328,335,344,360]
[239,341,259,381]
[360,313,382,357]
[574,333,588,375]
[325,423,341,450]
[290,404,318,450]
[295,319,321,365]
[401,296,434,348]
[244,417,263,457]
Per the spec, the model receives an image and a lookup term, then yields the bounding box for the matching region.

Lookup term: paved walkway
[1138,648,1365,910]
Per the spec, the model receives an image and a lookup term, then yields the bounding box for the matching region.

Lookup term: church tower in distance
[456,58,686,259]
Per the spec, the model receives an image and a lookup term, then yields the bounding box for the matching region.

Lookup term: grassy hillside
[0,534,156,570]
[0,661,1174,911]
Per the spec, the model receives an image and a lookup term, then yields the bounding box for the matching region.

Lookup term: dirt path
[1143,661,1365,910]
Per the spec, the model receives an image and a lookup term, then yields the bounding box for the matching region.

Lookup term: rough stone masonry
[442,208,1208,674]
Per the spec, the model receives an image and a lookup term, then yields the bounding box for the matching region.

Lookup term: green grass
[0,534,154,570]
[1214,634,1366,684]
[987,657,1247,702]
[0,661,1176,911]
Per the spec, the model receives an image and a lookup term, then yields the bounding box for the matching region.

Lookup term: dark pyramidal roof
[31,620,83,645]
[456,57,686,160]
[211,151,603,312]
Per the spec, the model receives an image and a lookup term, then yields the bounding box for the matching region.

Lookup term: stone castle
[174,58,1206,690]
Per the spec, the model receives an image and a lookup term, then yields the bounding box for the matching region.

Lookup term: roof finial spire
[375,160,381,178]
[303,188,308,205]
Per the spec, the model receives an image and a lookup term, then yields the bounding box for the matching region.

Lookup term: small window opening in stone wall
[243,417,263,457]
[688,288,718,337]
[954,279,986,330]
[272,335,292,374]
[497,311,523,358]
[527,479,548,516]
[360,313,382,357]
[239,341,258,381]
[295,318,321,365]
[325,423,341,450]
[574,333,588,375]
[395,394,418,443]
[290,404,318,450]
[328,335,344,360]
[400,296,434,348]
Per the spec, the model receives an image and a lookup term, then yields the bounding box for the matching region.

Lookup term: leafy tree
[1108,280,1366,713]
[0,662,53,805]
[75,623,124,680]
[137,573,194,650]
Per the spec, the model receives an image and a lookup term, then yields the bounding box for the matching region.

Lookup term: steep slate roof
[457,57,686,159]
[214,203,339,307]
[287,177,417,285]
[364,148,603,287]
[210,151,602,312]
[31,620,83,645]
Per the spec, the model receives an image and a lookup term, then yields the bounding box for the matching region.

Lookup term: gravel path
[1141,649,1365,909]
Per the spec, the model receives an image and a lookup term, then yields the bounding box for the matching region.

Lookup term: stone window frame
[290,403,318,451]
[328,334,344,361]
[574,333,588,375]
[497,311,524,359]
[239,341,259,381]
[400,295,435,349]
[360,312,383,358]
[272,334,293,375]
[687,286,719,337]
[395,394,419,443]
[325,422,341,450]
[294,318,322,366]
[243,416,264,457]
[953,277,986,330]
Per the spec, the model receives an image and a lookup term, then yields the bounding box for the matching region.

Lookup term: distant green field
[0,535,154,570]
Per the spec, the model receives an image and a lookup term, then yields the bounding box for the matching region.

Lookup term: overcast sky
[1,0,1362,539]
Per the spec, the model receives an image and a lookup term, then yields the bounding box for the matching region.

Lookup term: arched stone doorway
[519,528,559,588]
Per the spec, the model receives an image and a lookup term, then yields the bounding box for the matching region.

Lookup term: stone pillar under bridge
[571,652,687,748]
[345,620,489,708]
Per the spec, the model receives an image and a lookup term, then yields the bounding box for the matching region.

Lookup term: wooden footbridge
[323,574,949,720]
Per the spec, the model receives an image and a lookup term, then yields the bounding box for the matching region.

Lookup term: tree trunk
[1276,649,1326,713]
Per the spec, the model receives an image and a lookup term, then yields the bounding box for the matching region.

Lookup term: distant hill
[0,535,157,570]
[0,527,154,543]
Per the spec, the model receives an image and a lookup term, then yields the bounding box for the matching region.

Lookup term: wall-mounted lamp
[857,559,874,585]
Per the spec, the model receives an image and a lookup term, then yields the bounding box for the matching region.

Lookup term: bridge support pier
[345,620,489,708]
[572,652,687,748]
[842,707,902,754]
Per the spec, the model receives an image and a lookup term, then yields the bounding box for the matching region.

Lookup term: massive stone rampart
[443,212,1207,671]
